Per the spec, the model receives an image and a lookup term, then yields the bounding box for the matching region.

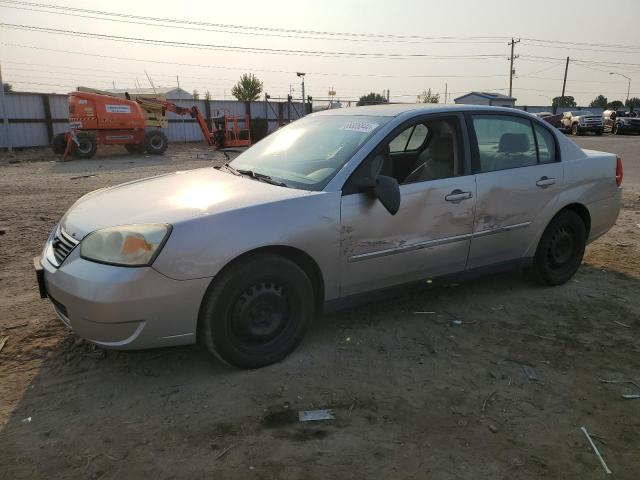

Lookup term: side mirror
[357,175,401,215]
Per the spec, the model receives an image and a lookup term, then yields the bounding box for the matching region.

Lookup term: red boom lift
[52,89,251,160]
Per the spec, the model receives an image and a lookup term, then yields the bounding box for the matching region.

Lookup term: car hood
[61,167,313,239]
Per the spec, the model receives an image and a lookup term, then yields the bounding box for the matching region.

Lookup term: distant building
[454,92,516,108]
[104,87,193,100]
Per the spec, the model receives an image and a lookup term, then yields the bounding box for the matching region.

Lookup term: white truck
[561,111,604,136]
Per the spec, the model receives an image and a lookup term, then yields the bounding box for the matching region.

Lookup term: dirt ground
[1,137,639,479]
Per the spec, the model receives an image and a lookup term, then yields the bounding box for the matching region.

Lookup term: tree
[625,97,640,110]
[589,95,608,108]
[607,100,624,110]
[419,88,440,104]
[552,96,577,109]
[204,90,211,101]
[231,74,263,101]
[357,92,387,106]
[3,82,12,93]
[192,89,200,100]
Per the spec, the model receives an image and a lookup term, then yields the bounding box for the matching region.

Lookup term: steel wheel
[199,254,315,369]
[532,210,586,286]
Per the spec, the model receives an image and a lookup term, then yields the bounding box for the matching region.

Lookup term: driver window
[344,117,461,194]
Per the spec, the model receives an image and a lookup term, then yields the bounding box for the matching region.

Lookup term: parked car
[561,111,604,135]
[535,112,564,129]
[35,105,623,369]
[603,109,640,135]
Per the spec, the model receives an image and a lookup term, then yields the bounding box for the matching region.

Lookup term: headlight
[80,224,171,266]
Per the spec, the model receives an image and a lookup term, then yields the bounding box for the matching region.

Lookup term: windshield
[230,114,389,190]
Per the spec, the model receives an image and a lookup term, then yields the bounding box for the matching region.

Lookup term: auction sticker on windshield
[340,121,379,133]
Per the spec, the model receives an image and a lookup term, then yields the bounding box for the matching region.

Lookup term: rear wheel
[71,132,97,159]
[613,123,621,135]
[144,130,168,155]
[199,254,314,369]
[51,133,67,154]
[125,143,146,154]
[532,210,587,286]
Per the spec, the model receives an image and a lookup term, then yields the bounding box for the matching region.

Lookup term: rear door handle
[536,176,556,188]
[445,190,473,202]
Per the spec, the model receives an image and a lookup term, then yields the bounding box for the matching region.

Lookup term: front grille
[581,117,603,126]
[51,226,79,266]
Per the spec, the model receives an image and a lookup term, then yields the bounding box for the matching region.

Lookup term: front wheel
[532,210,587,286]
[613,124,621,135]
[71,132,97,159]
[571,123,580,135]
[199,254,315,369]
[144,130,168,155]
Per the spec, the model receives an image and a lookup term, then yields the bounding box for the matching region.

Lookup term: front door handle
[445,190,473,202]
[536,176,556,188]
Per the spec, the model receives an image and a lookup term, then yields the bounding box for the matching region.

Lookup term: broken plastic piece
[298,409,335,422]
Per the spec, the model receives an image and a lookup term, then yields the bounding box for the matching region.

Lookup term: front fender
[152,192,342,300]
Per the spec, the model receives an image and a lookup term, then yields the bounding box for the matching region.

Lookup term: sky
[1,0,639,107]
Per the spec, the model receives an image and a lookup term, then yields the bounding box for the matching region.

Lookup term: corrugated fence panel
[1,93,309,148]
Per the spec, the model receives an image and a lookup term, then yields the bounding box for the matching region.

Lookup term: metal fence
[0,92,308,148]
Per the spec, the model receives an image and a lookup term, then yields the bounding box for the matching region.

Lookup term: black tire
[532,210,587,286]
[571,123,580,136]
[125,143,146,154]
[613,123,621,135]
[144,130,168,155]
[199,254,315,369]
[595,130,603,136]
[71,132,97,159]
[51,133,67,154]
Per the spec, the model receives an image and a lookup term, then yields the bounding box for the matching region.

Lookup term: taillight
[616,156,623,186]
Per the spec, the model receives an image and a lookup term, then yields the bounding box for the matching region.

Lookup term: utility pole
[561,57,570,98]
[444,83,448,104]
[609,72,631,105]
[297,72,305,112]
[508,38,520,98]
[0,61,12,152]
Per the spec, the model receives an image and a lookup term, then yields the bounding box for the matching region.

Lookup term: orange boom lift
[53,88,251,160]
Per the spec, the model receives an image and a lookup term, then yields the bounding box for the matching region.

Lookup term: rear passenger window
[534,123,557,163]
[472,115,537,172]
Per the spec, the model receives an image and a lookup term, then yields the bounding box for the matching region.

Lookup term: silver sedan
[36,104,622,368]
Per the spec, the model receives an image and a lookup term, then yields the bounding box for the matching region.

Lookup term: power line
[0,22,508,60]
[0,2,508,46]
[0,0,511,43]
[1,44,509,79]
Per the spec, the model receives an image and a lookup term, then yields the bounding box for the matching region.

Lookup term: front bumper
[577,125,603,133]
[39,249,212,349]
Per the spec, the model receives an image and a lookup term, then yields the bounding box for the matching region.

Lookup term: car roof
[312,103,532,117]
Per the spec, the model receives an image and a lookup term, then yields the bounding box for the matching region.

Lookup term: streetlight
[296,72,306,112]
[609,72,631,105]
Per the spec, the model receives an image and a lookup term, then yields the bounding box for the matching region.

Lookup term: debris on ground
[599,378,640,391]
[21,417,31,424]
[451,320,463,326]
[298,409,335,422]
[488,424,499,433]
[413,311,435,315]
[581,426,612,474]
[0,229,5,235]
[482,391,497,413]
[0,336,8,353]
[69,174,97,180]
[522,365,539,381]
[622,394,640,400]
[612,320,631,328]
[215,444,235,460]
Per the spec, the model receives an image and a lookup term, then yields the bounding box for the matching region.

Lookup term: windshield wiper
[236,169,288,187]
[220,163,242,176]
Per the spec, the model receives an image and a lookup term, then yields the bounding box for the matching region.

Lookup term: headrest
[430,137,453,163]
[499,133,530,153]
